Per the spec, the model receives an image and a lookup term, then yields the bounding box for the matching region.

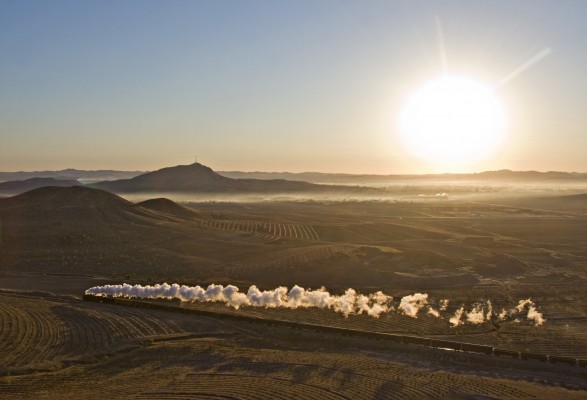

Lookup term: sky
[1,0,587,174]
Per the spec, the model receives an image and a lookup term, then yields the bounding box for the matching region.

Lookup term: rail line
[82,294,587,368]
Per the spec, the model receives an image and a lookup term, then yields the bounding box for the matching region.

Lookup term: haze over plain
[2,1,587,174]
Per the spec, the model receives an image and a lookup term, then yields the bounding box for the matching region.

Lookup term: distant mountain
[473,170,587,181]
[4,166,586,191]
[217,171,397,184]
[0,178,82,195]
[218,169,587,185]
[90,163,325,194]
[556,193,587,202]
[0,169,144,184]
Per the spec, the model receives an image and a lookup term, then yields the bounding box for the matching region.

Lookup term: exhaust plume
[85,283,546,326]
[86,283,393,317]
[398,293,428,318]
[447,299,545,327]
[449,307,465,327]
[516,299,546,326]
[466,303,486,324]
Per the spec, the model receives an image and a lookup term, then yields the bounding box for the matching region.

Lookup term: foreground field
[1,291,586,399]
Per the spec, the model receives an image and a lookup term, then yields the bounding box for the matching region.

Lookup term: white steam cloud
[85,283,546,326]
[447,299,545,327]
[86,283,392,317]
[516,299,546,326]
[398,292,428,317]
[449,307,465,327]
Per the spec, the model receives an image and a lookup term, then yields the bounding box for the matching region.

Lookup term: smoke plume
[398,293,428,317]
[85,283,545,326]
[446,299,546,327]
[449,307,465,327]
[86,283,393,317]
[516,299,546,326]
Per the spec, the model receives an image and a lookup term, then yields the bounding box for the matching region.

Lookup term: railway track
[82,294,587,368]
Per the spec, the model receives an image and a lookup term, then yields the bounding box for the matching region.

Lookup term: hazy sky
[2,0,587,174]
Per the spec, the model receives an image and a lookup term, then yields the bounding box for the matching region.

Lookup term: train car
[548,355,577,367]
[86,294,587,369]
[493,348,520,358]
[461,342,493,355]
[380,333,404,344]
[346,328,374,339]
[520,352,548,362]
[429,339,462,351]
[402,335,431,346]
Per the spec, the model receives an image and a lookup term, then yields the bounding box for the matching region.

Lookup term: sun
[398,76,507,169]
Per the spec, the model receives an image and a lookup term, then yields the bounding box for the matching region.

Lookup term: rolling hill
[0,178,81,195]
[0,186,222,277]
[0,186,170,235]
[89,163,329,194]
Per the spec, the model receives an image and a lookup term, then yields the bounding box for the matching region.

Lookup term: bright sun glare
[398,76,507,169]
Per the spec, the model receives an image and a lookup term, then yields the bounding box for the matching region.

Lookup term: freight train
[82,294,586,368]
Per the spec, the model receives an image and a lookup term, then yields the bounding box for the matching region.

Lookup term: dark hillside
[0,178,81,195]
[90,163,325,194]
[0,186,154,225]
[0,187,223,277]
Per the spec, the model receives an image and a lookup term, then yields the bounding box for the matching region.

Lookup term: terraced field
[198,219,320,241]
[136,343,540,400]
[235,244,356,270]
[0,294,66,371]
[1,290,587,399]
[0,291,183,375]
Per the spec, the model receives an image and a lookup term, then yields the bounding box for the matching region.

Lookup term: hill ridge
[90,163,321,194]
[0,177,82,195]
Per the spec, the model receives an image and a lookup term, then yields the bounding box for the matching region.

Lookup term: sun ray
[499,47,552,86]
[435,16,448,77]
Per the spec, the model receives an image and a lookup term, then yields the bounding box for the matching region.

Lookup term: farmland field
[1,190,587,398]
[1,291,586,399]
